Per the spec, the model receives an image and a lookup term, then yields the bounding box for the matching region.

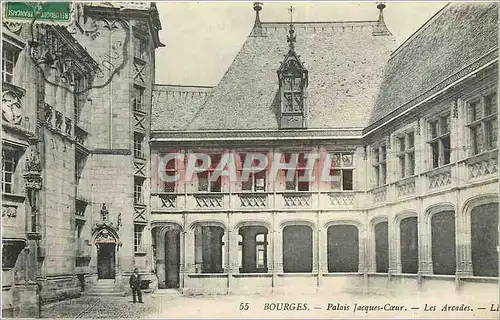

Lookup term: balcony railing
[152,191,363,212]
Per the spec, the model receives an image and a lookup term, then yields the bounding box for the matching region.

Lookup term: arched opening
[327,225,359,272]
[400,216,418,274]
[471,203,498,277]
[431,210,456,275]
[194,225,225,273]
[283,225,312,273]
[238,226,268,273]
[374,221,389,273]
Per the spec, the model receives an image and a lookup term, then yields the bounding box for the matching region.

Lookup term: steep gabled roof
[365,3,498,134]
[152,16,394,131]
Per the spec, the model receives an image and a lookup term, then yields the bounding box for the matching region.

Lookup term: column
[186,227,196,274]
[388,217,399,275]
[274,229,283,273]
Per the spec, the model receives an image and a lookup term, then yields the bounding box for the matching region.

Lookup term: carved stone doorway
[97,243,116,279]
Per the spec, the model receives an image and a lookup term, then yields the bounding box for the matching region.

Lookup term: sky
[154,1,448,86]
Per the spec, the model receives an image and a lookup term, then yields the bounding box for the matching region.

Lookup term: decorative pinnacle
[252,2,264,36]
[377,2,386,24]
[287,6,296,50]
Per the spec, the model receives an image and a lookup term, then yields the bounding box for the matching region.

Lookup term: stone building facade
[1,2,498,318]
[149,2,498,298]
[2,3,162,317]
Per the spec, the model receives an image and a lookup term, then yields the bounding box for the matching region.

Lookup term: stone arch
[92,224,120,245]
[234,220,271,274]
[233,220,271,231]
[423,203,455,275]
[461,194,498,277]
[188,220,227,232]
[280,219,316,230]
[92,224,120,279]
[393,211,418,274]
[152,222,184,289]
[369,216,389,273]
[188,220,227,274]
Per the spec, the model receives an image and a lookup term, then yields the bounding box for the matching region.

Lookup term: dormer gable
[277,15,309,130]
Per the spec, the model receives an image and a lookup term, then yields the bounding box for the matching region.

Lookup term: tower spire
[287,6,296,51]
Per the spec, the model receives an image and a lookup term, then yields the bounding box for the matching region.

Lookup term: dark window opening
[431,211,456,275]
[471,203,498,277]
[375,221,389,273]
[400,217,418,274]
[327,225,359,272]
[283,225,312,273]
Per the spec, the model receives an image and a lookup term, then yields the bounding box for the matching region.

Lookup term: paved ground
[41,291,499,319]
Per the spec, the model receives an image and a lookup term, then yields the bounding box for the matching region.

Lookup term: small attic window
[283,74,303,113]
[277,14,308,130]
[278,54,308,129]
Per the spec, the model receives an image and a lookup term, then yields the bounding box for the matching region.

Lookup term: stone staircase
[86,279,126,296]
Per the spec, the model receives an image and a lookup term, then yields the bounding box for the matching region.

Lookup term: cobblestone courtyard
[41,290,499,319]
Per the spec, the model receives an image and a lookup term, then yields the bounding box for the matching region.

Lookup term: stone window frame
[196,154,222,193]
[2,145,21,194]
[133,84,145,112]
[163,156,177,193]
[2,41,21,84]
[281,152,310,192]
[238,153,267,192]
[395,130,416,179]
[327,151,355,191]
[134,177,145,205]
[134,224,146,253]
[372,142,388,187]
[466,91,498,156]
[427,111,451,169]
[133,132,145,159]
[133,33,148,62]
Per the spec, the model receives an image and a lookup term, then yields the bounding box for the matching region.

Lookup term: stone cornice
[150,129,364,143]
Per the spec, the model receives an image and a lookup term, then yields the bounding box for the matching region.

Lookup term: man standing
[129,268,143,303]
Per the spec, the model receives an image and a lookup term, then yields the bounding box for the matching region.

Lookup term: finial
[377,2,386,24]
[373,2,391,36]
[251,2,264,37]
[287,6,296,51]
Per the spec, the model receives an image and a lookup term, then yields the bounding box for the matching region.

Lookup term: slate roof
[152,17,395,131]
[151,85,213,131]
[365,3,498,133]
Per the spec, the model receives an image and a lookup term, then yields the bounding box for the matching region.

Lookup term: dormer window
[277,21,308,129]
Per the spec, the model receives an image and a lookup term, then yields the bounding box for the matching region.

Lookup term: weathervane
[287,6,296,50]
